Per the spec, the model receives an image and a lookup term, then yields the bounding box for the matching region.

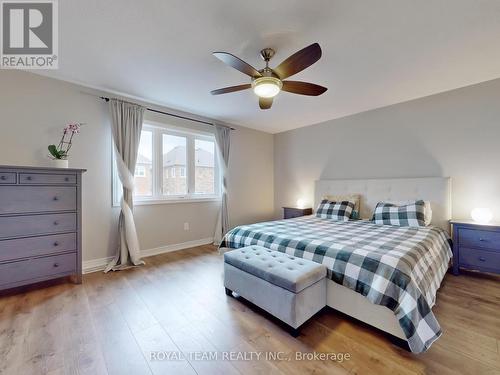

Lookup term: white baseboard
[82,256,115,274]
[82,237,214,274]
[141,237,214,257]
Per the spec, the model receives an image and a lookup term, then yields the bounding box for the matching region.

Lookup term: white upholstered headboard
[315,177,452,232]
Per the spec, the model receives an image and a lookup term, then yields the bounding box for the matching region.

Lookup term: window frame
[112,122,221,206]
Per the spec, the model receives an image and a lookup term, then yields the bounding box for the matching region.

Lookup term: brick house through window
[163,145,214,195]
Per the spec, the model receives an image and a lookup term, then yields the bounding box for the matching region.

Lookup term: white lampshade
[470,207,493,224]
[296,198,306,209]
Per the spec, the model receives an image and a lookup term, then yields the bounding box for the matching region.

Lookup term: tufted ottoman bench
[223,245,327,336]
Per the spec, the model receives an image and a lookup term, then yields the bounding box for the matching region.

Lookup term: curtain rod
[99,96,235,130]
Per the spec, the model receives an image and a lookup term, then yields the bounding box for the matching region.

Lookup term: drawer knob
[26,176,32,180]
[53,221,59,226]
[478,257,486,262]
[65,177,69,181]
[479,238,486,242]
[53,263,59,268]
[53,196,59,201]
[53,242,59,246]
[0,176,6,180]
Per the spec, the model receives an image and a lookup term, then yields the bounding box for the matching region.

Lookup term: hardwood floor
[0,245,499,375]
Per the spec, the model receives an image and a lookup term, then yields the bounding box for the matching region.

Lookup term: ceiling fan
[210,43,327,110]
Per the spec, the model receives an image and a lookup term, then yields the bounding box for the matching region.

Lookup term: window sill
[113,196,221,207]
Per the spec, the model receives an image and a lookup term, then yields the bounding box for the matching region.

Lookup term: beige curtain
[105,99,146,272]
[214,124,231,245]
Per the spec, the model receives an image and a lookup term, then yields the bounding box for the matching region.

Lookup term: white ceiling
[39,0,500,133]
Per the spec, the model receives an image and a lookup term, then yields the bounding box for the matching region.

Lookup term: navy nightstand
[283,207,313,219]
[450,220,500,275]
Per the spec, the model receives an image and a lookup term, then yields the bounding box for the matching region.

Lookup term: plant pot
[51,159,69,168]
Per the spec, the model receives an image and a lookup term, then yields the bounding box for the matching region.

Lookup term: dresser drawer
[458,228,500,251]
[0,233,76,262]
[0,186,76,214]
[19,172,76,185]
[459,247,500,271]
[0,252,76,287]
[0,213,76,239]
[0,172,16,184]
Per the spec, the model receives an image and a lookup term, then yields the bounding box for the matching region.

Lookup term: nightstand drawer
[283,207,313,219]
[459,247,500,271]
[458,228,500,251]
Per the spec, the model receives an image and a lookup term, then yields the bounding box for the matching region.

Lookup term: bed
[220,177,452,353]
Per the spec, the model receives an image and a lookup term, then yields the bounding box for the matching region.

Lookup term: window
[195,139,216,195]
[134,130,153,197]
[162,133,185,195]
[135,166,146,177]
[113,123,220,205]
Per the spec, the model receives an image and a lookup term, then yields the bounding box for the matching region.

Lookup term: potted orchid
[48,122,82,168]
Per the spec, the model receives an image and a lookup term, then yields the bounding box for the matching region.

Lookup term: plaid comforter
[220,216,452,353]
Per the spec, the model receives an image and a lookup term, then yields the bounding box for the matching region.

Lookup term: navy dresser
[450,220,500,275]
[0,165,85,292]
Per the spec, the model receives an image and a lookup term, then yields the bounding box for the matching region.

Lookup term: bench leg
[225,287,233,296]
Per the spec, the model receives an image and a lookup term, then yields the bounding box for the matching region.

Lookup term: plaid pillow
[316,200,355,221]
[373,200,426,227]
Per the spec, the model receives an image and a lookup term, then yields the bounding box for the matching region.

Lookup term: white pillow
[383,200,432,226]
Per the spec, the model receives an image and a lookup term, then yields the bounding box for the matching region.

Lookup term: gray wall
[0,71,274,262]
[274,78,500,221]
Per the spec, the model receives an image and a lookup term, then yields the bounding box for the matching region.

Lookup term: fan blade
[211,84,251,95]
[259,97,273,110]
[213,52,262,78]
[281,81,328,96]
[273,43,322,79]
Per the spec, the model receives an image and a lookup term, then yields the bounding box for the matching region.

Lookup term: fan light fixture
[252,77,282,98]
[211,43,327,109]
